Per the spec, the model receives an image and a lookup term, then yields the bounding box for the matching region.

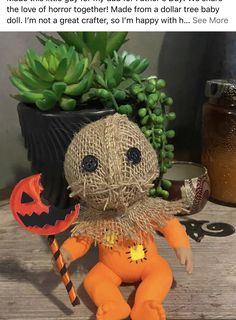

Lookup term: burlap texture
[64,114,183,244]
[64,113,158,211]
[71,197,183,245]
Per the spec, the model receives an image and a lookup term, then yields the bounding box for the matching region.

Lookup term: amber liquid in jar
[202,97,236,205]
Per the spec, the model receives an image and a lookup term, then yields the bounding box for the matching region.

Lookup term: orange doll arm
[158,218,193,273]
[61,236,93,262]
[158,217,190,249]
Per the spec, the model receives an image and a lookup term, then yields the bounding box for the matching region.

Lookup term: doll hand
[51,247,73,274]
[174,247,193,274]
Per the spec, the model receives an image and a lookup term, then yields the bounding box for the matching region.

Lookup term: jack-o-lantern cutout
[10,174,80,236]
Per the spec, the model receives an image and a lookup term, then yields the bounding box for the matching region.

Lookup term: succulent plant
[10,40,94,111]
[83,51,149,113]
[37,32,128,65]
[10,32,176,200]
[120,51,149,77]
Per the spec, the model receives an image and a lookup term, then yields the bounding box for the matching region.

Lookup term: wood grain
[0,201,236,320]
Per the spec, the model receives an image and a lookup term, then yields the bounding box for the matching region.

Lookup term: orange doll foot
[96,301,131,320]
[131,301,166,320]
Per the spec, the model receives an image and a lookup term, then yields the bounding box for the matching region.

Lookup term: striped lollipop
[10,174,80,306]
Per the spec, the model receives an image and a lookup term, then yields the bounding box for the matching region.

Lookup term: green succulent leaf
[34,60,54,82]
[64,58,88,84]
[13,91,44,104]
[121,51,149,76]
[52,82,66,98]
[10,75,30,93]
[106,32,128,57]
[57,43,68,58]
[64,71,93,96]
[85,70,94,91]
[47,55,59,74]
[92,32,107,61]
[45,40,59,55]
[55,58,68,81]
[117,78,134,90]
[35,88,58,110]
[129,59,141,72]
[95,69,106,88]
[60,97,77,111]
[36,98,56,111]
[78,58,89,81]
[83,32,107,62]
[20,70,51,90]
[58,32,89,55]
[135,58,149,74]
[66,46,76,66]
[113,62,124,86]
[105,57,115,84]
[43,90,57,103]
[113,51,120,64]
[26,48,39,75]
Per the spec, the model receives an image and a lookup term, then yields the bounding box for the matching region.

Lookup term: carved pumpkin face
[10,174,79,236]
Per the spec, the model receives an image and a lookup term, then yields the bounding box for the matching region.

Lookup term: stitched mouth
[74,182,153,196]
[17,205,75,228]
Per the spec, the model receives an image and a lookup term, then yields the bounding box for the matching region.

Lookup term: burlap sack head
[64,113,184,244]
[64,113,158,212]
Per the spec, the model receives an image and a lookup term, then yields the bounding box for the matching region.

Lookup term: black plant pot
[17,103,115,208]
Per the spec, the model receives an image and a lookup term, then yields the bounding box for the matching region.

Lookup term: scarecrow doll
[59,113,193,320]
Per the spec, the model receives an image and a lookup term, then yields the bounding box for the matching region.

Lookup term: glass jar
[202,79,236,206]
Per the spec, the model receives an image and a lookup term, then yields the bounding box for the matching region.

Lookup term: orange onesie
[62,217,190,320]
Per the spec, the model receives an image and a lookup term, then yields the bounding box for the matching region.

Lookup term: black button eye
[81,155,98,172]
[127,147,141,165]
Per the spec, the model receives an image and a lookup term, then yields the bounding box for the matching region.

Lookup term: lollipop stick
[48,235,80,306]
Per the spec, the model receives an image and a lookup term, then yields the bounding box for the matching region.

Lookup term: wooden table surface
[0,200,236,320]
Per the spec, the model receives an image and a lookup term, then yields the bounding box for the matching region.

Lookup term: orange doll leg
[84,262,131,320]
[130,255,173,320]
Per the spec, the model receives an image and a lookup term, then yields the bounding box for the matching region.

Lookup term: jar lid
[205,79,236,98]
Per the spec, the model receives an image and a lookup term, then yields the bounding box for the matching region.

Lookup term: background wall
[0,32,165,190]
[158,32,236,161]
